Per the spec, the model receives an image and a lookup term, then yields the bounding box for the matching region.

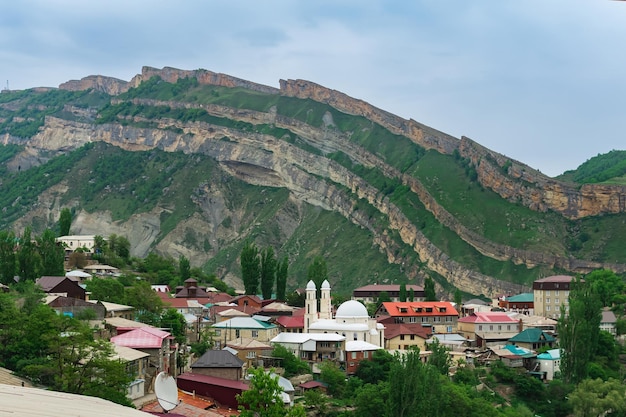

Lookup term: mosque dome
[306,280,316,290]
[335,300,369,319]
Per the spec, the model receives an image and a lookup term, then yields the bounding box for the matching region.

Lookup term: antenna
[154,371,179,412]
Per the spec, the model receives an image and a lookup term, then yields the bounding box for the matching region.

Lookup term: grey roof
[191,350,244,369]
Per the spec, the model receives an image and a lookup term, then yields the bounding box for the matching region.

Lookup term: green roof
[508,328,555,344]
[506,293,534,303]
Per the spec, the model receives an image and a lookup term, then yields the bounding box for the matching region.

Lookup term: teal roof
[508,328,555,344]
[505,293,534,303]
[503,344,534,358]
[536,348,560,360]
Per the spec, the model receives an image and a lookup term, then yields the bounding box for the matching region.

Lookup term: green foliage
[558,277,602,384]
[319,360,346,397]
[237,367,306,417]
[275,256,288,301]
[559,150,626,184]
[178,255,191,282]
[399,283,407,302]
[58,208,72,236]
[271,345,310,377]
[355,349,394,385]
[426,339,451,375]
[37,229,65,276]
[568,378,626,417]
[159,308,187,345]
[260,246,277,299]
[307,256,328,300]
[424,277,437,301]
[85,277,125,303]
[241,240,260,295]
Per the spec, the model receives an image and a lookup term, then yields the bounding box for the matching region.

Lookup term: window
[489,325,493,331]
[478,325,483,331]
[555,290,559,296]
[410,335,415,340]
[547,305,551,311]
[214,330,221,336]
[446,326,452,333]
[507,325,511,330]
[433,317,441,323]
[409,317,417,323]
[235,329,240,338]
[545,290,550,296]
[364,351,369,359]
[546,298,550,304]
[446,316,453,322]
[351,352,357,359]
[246,351,256,359]
[251,330,259,338]
[498,325,501,331]
[555,299,559,305]
[400,335,405,340]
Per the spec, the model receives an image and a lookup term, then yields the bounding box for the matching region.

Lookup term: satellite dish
[154,371,179,412]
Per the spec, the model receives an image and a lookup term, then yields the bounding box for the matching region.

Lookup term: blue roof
[504,344,534,358]
[536,348,560,360]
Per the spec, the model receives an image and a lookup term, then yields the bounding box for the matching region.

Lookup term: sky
[1,1,625,177]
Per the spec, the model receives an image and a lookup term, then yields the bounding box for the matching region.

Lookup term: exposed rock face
[59,75,129,95]
[460,137,626,219]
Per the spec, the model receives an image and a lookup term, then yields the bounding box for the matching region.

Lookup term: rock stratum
[3,66,626,296]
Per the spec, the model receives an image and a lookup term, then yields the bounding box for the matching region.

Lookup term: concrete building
[533,275,575,319]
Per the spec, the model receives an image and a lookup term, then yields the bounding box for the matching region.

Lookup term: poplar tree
[424,277,437,301]
[241,241,260,295]
[260,247,276,299]
[399,283,407,302]
[58,207,72,236]
[276,256,288,301]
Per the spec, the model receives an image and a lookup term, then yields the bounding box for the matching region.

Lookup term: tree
[159,308,187,345]
[307,256,328,301]
[584,269,624,308]
[68,251,87,269]
[558,277,602,384]
[275,256,288,301]
[179,255,191,282]
[17,227,40,281]
[125,280,164,325]
[355,349,394,385]
[385,348,445,417]
[260,247,277,299]
[399,283,407,302]
[319,360,345,398]
[241,241,260,295]
[271,345,310,377]
[568,378,626,417]
[454,288,463,306]
[85,277,125,303]
[427,339,452,375]
[424,277,437,301]
[377,291,391,304]
[237,367,305,417]
[355,382,389,417]
[37,229,65,276]
[58,207,72,236]
[408,287,414,302]
[0,230,16,285]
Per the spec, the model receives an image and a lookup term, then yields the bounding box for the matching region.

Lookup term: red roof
[111,327,171,349]
[177,373,249,391]
[379,301,458,317]
[276,315,304,329]
[299,381,327,390]
[458,312,518,324]
[383,323,432,340]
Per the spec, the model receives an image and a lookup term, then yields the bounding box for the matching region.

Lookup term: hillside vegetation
[1,68,625,297]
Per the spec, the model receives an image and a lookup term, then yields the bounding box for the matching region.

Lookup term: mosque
[304,279,385,347]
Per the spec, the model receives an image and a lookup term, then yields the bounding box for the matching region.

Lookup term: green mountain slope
[1,67,625,297]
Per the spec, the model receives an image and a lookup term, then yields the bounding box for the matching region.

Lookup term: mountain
[1,66,626,297]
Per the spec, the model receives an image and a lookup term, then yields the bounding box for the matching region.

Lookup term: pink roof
[534,275,574,283]
[111,327,171,349]
[458,312,518,324]
[177,372,249,390]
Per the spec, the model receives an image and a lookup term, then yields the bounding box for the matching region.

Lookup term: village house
[507,328,556,351]
[270,332,346,364]
[457,312,522,348]
[345,340,381,375]
[45,295,105,319]
[226,338,273,369]
[498,293,534,314]
[380,322,432,351]
[533,275,575,319]
[601,309,617,336]
[110,326,177,389]
[36,276,86,300]
[211,316,279,346]
[56,235,97,254]
[375,301,459,334]
[532,348,561,381]
[111,344,150,400]
[190,350,244,381]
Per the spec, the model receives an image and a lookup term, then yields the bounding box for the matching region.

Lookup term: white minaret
[304,280,317,333]
[320,279,332,320]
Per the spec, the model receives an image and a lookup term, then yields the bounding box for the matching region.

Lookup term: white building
[56,235,97,253]
[304,280,385,348]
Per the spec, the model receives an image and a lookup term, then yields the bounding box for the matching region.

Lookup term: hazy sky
[1,1,625,177]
